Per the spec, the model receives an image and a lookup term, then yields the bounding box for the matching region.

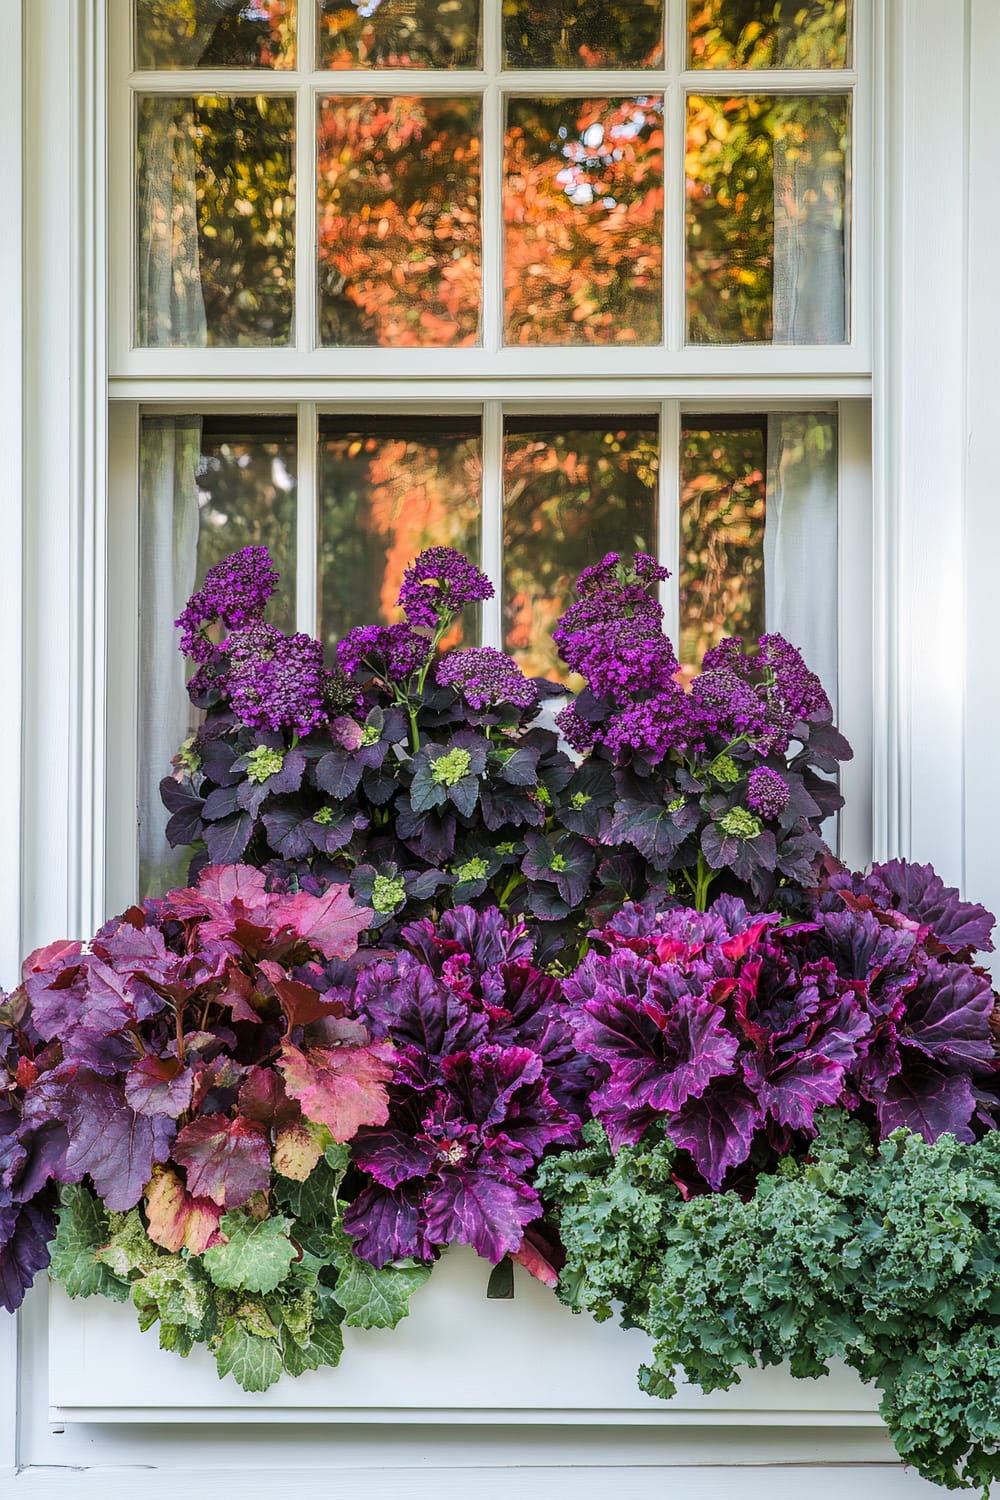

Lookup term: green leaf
[203,1211,297,1294]
[96,1208,165,1280]
[334,1256,432,1330]
[274,1157,343,1224]
[159,1321,195,1358]
[132,1262,210,1335]
[48,1185,129,1302]
[279,1316,344,1377]
[214,1319,284,1392]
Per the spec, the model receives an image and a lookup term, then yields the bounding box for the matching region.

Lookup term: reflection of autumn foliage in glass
[317,96,482,348]
[185,419,298,635]
[137,94,296,347]
[503,420,658,682]
[136,0,296,69]
[503,0,663,68]
[504,97,663,347]
[679,421,766,670]
[317,418,482,655]
[688,0,850,69]
[319,0,481,68]
[686,93,848,344]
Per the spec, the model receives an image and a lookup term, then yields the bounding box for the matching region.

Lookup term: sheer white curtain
[138,421,203,896]
[771,110,847,345]
[763,413,838,711]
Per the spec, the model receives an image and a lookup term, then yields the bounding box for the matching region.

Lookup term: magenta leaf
[666,1080,763,1190]
[268,884,374,959]
[876,1060,977,1142]
[277,1032,394,1141]
[173,1113,271,1207]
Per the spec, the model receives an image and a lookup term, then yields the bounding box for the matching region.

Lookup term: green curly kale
[540,1114,1000,1495]
[49,1137,432,1394]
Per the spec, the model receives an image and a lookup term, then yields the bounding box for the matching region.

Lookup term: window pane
[504,97,664,347]
[317,416,482,653]
[679,419,766,671]
[503,417,659,682]
[136,0,296,69]
[139,415,298,896]
[318,0,481,69]
[688,0,851,69]
[503,0,663,69]
[317,96,481,347]
[686,94,849,345]
[136,95,295,348]
[678,412,838,703]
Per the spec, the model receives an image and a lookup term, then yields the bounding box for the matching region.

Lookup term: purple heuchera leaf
[341,1182,434,1266]
[873,859,995,955]
[668,1079,763,1190]
[36,1066,176,1211]
[422,1170,541,1264]
[0,1198,56,1313]
[876,1061,977,1142]
[897,960,996,1067]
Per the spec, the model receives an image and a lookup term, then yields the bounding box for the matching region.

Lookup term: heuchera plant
[163,545,850,958]
[0,865,442,1388]
[562,862,998,1191]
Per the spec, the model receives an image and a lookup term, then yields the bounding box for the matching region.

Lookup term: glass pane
[318,416,482,654]
[678,412,838,701]
[686,94,849,345]
[503,0,663,69]
[317,96,481,347]
[503,418,659,682]
[504,97,664,347]
[136,0,296,69]
[136,95,295,348]
[679,419,766,672]
[318,0,481,69]
[139,415,298,896]
[688,0,851,69]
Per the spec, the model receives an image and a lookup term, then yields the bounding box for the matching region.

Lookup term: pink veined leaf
[267,884,374,960]
[277,1032,395,1141]
[20,940,83,986]
[194,864,271,910]
[172,1112,271,1207]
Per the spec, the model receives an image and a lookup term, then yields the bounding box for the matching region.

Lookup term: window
[104,0,873,901]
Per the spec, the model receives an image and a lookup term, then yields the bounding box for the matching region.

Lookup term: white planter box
[48,1245,881,1426]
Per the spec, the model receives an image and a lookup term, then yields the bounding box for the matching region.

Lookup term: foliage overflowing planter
[45,1245,881,1426]
[3,546,999,1494]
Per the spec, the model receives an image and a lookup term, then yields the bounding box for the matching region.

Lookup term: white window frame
[106,0,873,383]
[10,0,994,1488]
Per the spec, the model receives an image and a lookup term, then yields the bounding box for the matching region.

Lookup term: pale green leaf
[203,1212,296,1294]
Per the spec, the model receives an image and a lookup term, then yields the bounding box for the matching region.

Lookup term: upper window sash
[107,0,872,383]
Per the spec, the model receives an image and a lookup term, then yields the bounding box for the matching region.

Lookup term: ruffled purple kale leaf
[344,906,586,1266]
[819,858,995,957]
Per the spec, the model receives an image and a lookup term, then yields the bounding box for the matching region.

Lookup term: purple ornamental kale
[396,547,494,629]
[175,547,279,663]
[343,906,589,1266]
[225,622,329,736]
[337,623,432,682]
[436,647,539,710]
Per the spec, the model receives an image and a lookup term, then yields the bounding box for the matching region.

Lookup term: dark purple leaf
[666,1079,763,1190]
[876,859,995,954]
[204,812,253,864]
[315,749,364,800]
[0,1197,55,1313]
[876,1059,977,1142]
[124,1056,194,1118]
[341,1182,432,1267]
[423,1169,540,1263]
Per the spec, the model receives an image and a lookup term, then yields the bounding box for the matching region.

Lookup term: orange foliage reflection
[504,97,664,346]
[317,96,482,347]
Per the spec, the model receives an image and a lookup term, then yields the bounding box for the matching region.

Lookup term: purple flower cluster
[696,635,831,755]
[575,551,670,598]
[745,767,790,821]
[397,548,494,629]
[337,623,432,682]
[226,623,329,736]
[436,648,539,710]
[175,547,279,663]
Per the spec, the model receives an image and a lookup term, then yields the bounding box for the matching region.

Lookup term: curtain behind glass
[135,3,226,347]
[771,120,847,344]
[764,413,838,710]
[139,419,202,895]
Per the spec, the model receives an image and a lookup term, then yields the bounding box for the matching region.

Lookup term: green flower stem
[682,853,717,912]
[406,610,455,754]
[497,870,525,909]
